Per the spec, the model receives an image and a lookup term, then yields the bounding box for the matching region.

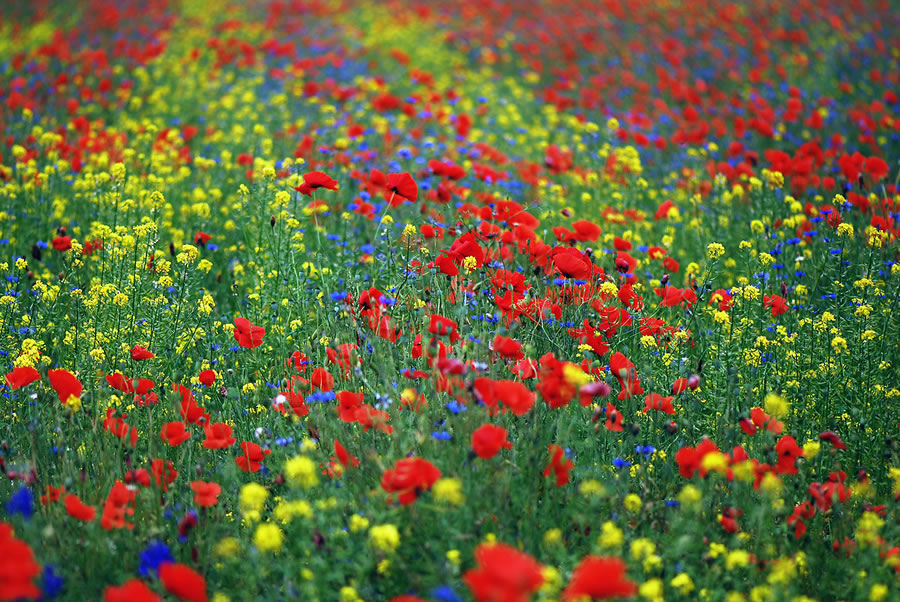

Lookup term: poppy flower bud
[660,274,669,285]
[666,421,678,435]
[560,208,571,217]
[169,241,176,256]
[273,472,285,486]
[687,374,700,390]
[270,215,276,227]
[615,258,630,273]
[628,423,640,436]
[31,244,42,261]
[781,281,788,297]
[26,271,33,280]
[57,226,66,235]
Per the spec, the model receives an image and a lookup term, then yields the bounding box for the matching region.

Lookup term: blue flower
[612,458,632,469]
[6,486,34,520]
[432,431,452,441]
[430,585,462,602]
[40,565,64,599]
[139,541,174,577]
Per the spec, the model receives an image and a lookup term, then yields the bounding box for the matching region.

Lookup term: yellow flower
[671,573,695,595]
[725,549,750,570]
[239,483,268,519]
[462,256,478,272]
[802,441,820,459]
[339,586,362,602]
[446,549,461,567]
[579,480,607,498]
[370,524,401,554]
[639,578,663,602]
[543,528,563,546]
[624,493,642,513]
[253,523,284,553]
[432,478,465,506]
[214,537,241,558]
[273,500,313,524]
[284,455,319,489]
[349,514,370,533]
[677,484,702,508]
[706,242,725,259]
[631,538,656,561]
[870,584,889,602]
[598,521,624,549]
[764,393,790,419]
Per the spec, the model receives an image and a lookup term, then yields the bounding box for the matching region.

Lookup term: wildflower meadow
[1,0,900,600]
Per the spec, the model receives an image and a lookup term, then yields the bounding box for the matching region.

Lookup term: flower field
[2,0,900,600]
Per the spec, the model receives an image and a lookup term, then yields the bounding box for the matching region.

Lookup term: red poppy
[48,368,82,406]
[161,422,191,446]
[385,172,418,204]
[863,156,889,181]
[198,370,216,386]
[151,459,178,491]
[310,367,334,392]
[336,391,365,422]
[763,295,789,317]
[190,481,222,507]
[202,422,235,449]
[0,522,43,600]
[64,494,96,522]
[551,247,594,279]
[233,317,266,349]
[334,439,360,468]
[100,480,136,530]
[104,409,138,448]
[159,562,208,602]
[642,393,675,415]
[463,543,544,602]
[671,378,688,395]
[234,441,271,473]
[354,405,394,434]
[818,430,846,450]
[491,335,524,360]
[472,424,513,459]
[130,345,155,361]
[603,402,624,432]
[193,231,211,246]
[479,379,536,416]
[40,485,66,505]
[544,444,574,487]
[787,502,816,539]
[675,439,721,479]
[104,578,161,602]
[775,435,803,475]
[561,555,637,600]
[295,170,338,196]
[380,457,441,505]
[609,352,643,401]
[173,384,209,425]
[5,366,40,389]
[52,235,72,252]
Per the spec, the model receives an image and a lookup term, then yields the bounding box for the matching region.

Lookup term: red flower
[463,544,544,602]
[174,384,210,425]
[561,555,637,600]
[818,430,846,450]
[354,405,394,434]
[64,494,96,522]
[472,424,513,459]
[336,391,365,422]
[675,439,721,479]
[380,457,441,505]
[295,170,338,196]
[603,402,624,432]
[491,335,524,360]
[130,345,155,361]
[161,422,191,446]
[105,578,161,602]
[202,422,235,449]
[551,247,594,279]
[151,459,178,490]
[609,352,643,401]
[48,368,82,405]
[496,380,537,416]
[52,235,72,252]
[233,317,266,348]
[385,172,418,204]
[159,562,208,602]
[0,522,42,600]
[787,502,816,539]
[747,407,783,434]
[642,393,675,415]
[40,485,66,505]
[863,156,889,181]
[198,370,216,386]
[333,439,360,468]
[194,231,211,246]
[190,481,222,507]
[544,444,574,487]
[5,366,40,389]
[463,543,544,602]
[763,295,789,317]
[310,367,334,392]
[234,441,271,473]
[100,481,136,530]
[671,378,689,395]
[775,435,803,475]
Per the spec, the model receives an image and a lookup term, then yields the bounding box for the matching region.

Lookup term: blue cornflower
[432,431,452,441]
[139,541,174,577]
[612,458,632,469]
[430,585,463,602]
[6,486,34,520]
[41,565,64,599]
